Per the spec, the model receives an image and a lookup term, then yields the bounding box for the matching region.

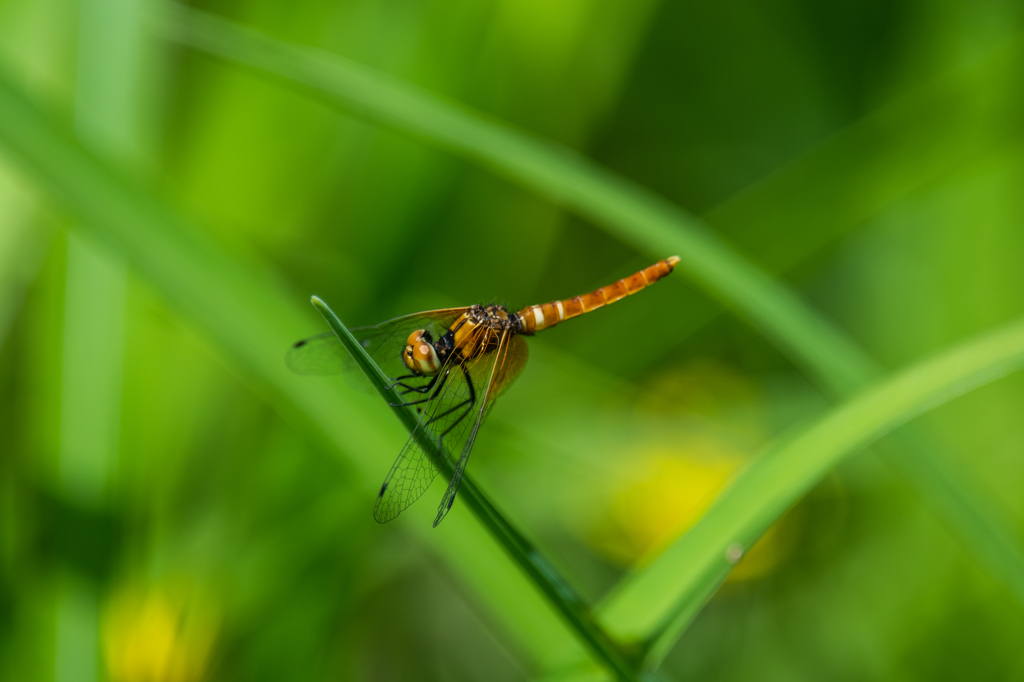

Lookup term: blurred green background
[2,0,1024,680]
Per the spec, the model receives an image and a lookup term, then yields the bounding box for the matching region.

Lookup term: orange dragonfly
[288,256,680,526]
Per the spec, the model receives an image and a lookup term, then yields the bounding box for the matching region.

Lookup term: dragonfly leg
[396,377,438,395]
[388,374,433,393]
[388,367,449,407]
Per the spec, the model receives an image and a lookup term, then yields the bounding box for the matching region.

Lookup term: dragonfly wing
[372,427,442,524]
[286,308,470,378]
[432,330,516,527]
[373,345,481,523]
[285,332,349,374]
[490,333,529,398]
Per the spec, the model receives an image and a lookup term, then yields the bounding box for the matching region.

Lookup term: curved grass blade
[0,72,603,675]
[150,3,1024,620]
[310,297,641,681]
[599,316,1024,667]
[145,1,871,392]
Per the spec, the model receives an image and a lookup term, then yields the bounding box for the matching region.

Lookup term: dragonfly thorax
[447,305,520,362]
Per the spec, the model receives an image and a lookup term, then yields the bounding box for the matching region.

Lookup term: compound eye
[411,341,441,375]
[406,329,426,346]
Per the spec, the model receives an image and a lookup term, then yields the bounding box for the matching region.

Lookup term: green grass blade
[151,2,1024,624]
[0,71,596,674]
[310,297,641,681]
[599,316,1024,666]
[152,1,871,391]
[0,178,48,348]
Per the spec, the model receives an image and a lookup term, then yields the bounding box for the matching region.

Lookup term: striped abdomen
[516,256,680,334]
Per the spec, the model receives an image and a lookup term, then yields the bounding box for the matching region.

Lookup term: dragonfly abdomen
[516,256,680,334]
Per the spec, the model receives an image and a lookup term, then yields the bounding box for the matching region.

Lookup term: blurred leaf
[708,35,1024,273]
[0,166,49,348]
[618,35,1024,368]
[152,1,1024,631]
[600,316,1024,667]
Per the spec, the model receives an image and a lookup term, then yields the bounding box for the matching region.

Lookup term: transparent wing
[490,333,529,399]
[286,308,469,377]
[433,331,529,526]
[285,331,350,375]
[373,325,491,523]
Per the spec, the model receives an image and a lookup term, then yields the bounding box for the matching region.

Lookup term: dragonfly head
[403,330,442,376]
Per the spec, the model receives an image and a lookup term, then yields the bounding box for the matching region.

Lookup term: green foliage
[2,1,1024,681]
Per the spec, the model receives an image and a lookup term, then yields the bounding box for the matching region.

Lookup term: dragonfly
[287,256,680,527]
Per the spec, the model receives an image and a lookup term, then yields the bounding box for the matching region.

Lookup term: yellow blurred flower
[587,441,796,582]
[589,444,739,565]
[102,585,217,682]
